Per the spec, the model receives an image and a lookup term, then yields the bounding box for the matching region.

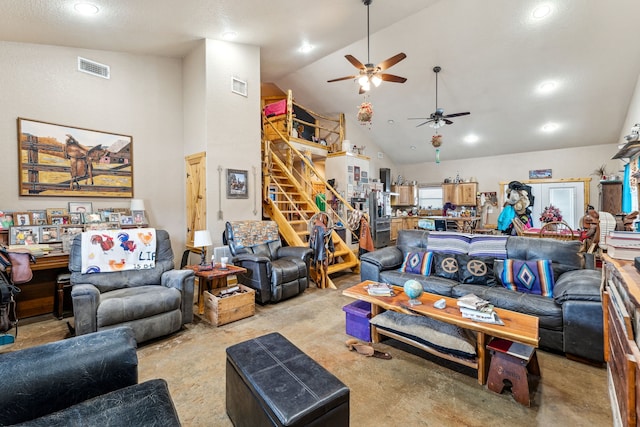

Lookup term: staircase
[261,92,359,289]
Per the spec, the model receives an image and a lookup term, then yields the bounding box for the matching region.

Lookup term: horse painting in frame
[17,118,133,198]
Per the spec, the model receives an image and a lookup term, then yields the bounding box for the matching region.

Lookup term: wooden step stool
[486,338,540,406]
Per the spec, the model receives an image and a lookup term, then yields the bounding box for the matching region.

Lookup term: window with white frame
[418,185,443,210]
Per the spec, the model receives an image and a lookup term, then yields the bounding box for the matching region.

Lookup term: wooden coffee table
[343,280,539,385]
[186,264,247,314]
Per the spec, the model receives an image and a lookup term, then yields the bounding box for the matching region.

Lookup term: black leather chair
[225,221,312,304]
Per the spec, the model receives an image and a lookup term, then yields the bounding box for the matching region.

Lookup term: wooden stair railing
[261,100,360,289]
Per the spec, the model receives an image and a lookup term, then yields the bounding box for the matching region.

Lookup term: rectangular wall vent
[231,77,247,97]
[78,57,110,79]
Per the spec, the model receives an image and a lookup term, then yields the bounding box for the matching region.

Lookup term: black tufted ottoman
[226,332,350,427]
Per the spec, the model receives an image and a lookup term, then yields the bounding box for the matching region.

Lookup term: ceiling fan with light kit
[409,66,470,129]
[327,0,407,94]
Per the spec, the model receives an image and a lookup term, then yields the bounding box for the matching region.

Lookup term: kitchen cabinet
[390,218,403,241]
[404,217,419,230]
[391,185,417,206]
[442,182,478,206]
[599,181,622,215]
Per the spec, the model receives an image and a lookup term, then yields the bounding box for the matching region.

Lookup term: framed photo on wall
[17,118,133,198]
[227,169,248,199]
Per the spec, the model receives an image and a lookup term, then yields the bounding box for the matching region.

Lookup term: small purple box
[342,300,372,342]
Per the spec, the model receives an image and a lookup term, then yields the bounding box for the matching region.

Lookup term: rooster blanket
[80,228,157,274]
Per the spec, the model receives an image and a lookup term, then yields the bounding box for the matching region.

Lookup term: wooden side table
[185,264,247,315]
[487,338,540,406]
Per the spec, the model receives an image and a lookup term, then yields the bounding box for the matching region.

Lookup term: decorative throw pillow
[399,251,433,275]
[457,254,495,286]
[432,252,460,281]
[500,259,555,298]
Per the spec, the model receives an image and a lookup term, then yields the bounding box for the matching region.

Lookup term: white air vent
[231,77,247,97]
[78,57,110,79]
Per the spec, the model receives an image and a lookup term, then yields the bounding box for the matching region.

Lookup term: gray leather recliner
[68,229,194,344]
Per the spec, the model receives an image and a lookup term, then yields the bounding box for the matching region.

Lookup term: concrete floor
[5,272,612,426]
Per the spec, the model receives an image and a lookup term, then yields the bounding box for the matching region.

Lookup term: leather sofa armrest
[0,327,138,426]
[162,269,195,324]
[71,283,100,336]
[553,269,602,304]
[233,253,271,264]
[360,247,404,283]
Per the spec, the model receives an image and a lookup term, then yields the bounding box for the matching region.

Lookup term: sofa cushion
[370,310,477,359]
[451,284,563,330]
[97,285,181,328]
[379,271,458,297]
[426,231,471,254]
[500,259,555,298]
[456,254,496,286]
[432,252,460,281]
[399,251,433,275]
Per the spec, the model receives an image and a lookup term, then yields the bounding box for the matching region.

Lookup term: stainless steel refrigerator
[368,191,391,248]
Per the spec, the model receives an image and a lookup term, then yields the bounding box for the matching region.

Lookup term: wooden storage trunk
[203,285,255,326]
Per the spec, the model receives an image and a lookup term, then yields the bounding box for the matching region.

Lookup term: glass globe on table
[403,279,424,306]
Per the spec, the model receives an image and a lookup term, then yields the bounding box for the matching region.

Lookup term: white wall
[400,143,618,211]
[204,40,261,246]
[0,41,186,255]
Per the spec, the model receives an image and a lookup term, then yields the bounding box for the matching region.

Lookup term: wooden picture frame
[227,169,248,199]
[14,212,32,226]
[108,212,121,223]
[83,213,102,223]
[17,118,133,198]
[50,214,69,225]
[40,225,61,243]
[29,210,47,225]
[68,212,83,225]
[0,212,14,230]
[10,226,39,245]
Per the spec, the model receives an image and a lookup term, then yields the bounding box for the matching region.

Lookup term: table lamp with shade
[193,230,213,266]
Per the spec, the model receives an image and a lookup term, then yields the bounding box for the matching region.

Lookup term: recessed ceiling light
[542,122,559,132]
[538,80,558,93]
[387,119,395,124]
[222,31,238,41]
[532,4,552,19]
[74,3,99,15]
[410,145,417,150]
[464,134,479,143]
[298,44,314,53]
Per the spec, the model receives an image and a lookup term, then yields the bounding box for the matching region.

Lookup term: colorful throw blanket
[81,228,156,274]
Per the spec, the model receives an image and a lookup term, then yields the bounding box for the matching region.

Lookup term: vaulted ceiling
[2,0,640,164]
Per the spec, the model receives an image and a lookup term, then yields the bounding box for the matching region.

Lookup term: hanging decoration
[431,134,442,164]
[357,100,373,128]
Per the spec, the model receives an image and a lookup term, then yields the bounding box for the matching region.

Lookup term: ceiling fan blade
[379,73,407,83]
[442,112,470,118]
[415,121,432,128]
[345,54,365,70]
[358,85,366,95]
[327,75,358,83]
[377,52,407,71]
[444,119,454,125]
[408,117,430,120]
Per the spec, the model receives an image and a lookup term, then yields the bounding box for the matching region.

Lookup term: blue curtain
[622,162,631,213]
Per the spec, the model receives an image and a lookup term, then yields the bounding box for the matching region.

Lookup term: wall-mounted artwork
[529,169,552,179]
[17,118,133,198]
[227,169,248,199]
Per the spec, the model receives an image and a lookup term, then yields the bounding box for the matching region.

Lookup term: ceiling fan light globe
[360,81,371,91]
[358,75,369,86]
[371,75,382,87]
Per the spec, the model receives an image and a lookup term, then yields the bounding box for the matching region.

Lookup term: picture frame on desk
[68,201,93,213]
[49,214,69,225]
[29,210,47,225]
[83,212,102,223]
[40,225,61,243]
[68,212,83,225]
[14,212,32,226]
[10,226,39,245]
[120,215,133,225]
[132,210,147,226]
[0,212,14,230]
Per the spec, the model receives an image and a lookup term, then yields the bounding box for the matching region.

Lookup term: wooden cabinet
[600,181,623,215]
[404,217,419,230]
[390,218,403,241]
[391,185,417,206]
[603,255,640,426]
[442,182,478,206]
